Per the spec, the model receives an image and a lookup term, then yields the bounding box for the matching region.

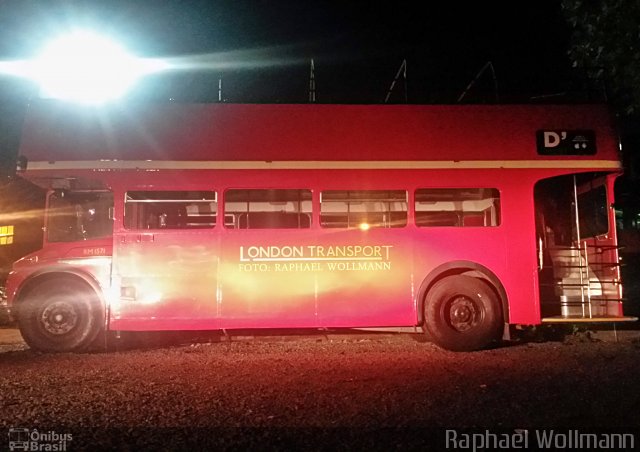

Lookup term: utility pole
[309,59,316,103]
[457,61,499,103]
[384,59,407,103]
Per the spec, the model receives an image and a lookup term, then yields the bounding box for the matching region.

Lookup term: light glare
[31,30,166,104]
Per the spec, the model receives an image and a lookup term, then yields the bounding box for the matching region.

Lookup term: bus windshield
[47,191,113,242]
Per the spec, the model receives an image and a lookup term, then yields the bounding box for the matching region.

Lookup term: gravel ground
[1,327,640,450]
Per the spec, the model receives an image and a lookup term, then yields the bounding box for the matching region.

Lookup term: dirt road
[1,328,640,450]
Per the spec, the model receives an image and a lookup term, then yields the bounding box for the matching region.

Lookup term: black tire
[424,275,503,352]
[17,278,104,353]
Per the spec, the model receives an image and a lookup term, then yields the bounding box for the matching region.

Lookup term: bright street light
[0,30,168,104]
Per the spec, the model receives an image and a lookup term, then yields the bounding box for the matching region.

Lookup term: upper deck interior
[18,101,621,164]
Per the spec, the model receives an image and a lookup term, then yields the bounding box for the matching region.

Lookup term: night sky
[0,0,574,104]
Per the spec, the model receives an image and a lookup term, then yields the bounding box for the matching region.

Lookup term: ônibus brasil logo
[8,428,72,451]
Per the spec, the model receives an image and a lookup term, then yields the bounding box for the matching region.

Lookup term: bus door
[113,190,219,329]
[535,174,623,319]
[315,189,414,327]
[218,189,318,328]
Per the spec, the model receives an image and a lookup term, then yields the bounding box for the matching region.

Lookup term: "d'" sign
[536,130,596,155]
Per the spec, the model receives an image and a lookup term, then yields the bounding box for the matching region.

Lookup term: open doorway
[534,173,623,320]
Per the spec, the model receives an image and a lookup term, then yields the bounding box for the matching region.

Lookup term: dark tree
[562,1,640,244]
[562,0,640,114]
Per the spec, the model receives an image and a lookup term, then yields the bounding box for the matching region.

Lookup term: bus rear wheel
[424,275,502,352]
[17,279,104,353]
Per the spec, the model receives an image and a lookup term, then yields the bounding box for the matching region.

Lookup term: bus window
[224,189,312,229]
[415,188,500,227]
[48,191,113,242]
[578,186,608,238]
[124,191,217,230]
[320,190,407,229]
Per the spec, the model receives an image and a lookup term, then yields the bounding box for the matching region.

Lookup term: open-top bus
[4,101,635,352]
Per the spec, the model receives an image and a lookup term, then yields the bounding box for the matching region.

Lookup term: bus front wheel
[424,275,502,352]
[17,279,104,353]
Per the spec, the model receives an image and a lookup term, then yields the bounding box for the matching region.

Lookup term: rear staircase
[541,243,636,322]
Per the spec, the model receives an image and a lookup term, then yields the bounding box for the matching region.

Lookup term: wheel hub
[448,296,479,332]
[41,301,78,335]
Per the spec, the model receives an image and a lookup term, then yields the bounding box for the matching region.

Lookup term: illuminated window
[320,190,407,229]
[0,225,14,245]
[125,191,217,230]
[224,189,312,229]
[415,188,500,227]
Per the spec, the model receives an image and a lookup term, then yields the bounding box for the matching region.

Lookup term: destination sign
[536,130,596,155]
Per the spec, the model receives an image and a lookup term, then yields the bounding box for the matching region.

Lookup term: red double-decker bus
[4,101,635,352]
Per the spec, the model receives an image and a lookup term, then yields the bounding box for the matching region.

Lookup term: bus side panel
[218,230,319,328]
[314,228,415,327]
[502,181,541,325]
[412,228,508,308]
[408,170,541,326]
[110,228,219,330]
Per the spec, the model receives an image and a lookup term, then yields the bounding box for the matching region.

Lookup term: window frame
[319,189,408,229]
[123,190,218,230]
[223,188,313,230]
[414,188,501,228]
